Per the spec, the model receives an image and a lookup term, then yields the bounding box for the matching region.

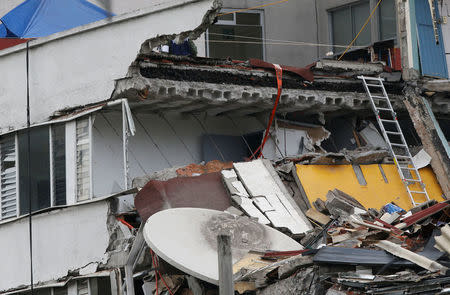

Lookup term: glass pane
[352,2,371,46]
[1,137,17,219]
[52,124,66,206]
[332,8,353,48]
[208,24,263,60]
[236,12,260,25]
[218,12,234,22]
[19,127,51,215]
[380,0,397,40]
[76,118,90,202]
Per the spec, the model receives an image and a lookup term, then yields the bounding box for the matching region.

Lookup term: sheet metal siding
[416,0,448,78]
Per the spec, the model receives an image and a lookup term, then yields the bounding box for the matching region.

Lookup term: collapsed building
[0,0,448,294]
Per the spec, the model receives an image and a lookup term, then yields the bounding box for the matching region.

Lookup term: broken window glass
[76,118,90,201]
[52,124,66,206]
[1,136,17,219]
[208,11,263,60]
[19,126,51,215]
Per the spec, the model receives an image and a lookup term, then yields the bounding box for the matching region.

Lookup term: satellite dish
[143,208,302,285]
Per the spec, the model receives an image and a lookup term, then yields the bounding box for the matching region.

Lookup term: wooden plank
[305,208,331,225]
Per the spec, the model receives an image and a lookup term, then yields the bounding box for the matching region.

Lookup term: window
[330,1,397,52]
[13,125,66,216]
[1,136,17,219]
[379,0,397,40]
[207,10,264,60]
[19,126,51,215]
[76,118,91,202]
[331,2,371,50]
[52,124,66,206]
[77,280,89,295]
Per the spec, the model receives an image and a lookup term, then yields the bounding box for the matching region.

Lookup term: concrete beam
[404,87,450,199]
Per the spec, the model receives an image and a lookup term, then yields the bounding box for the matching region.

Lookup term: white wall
[0,0,215,135]
[128,112,264,180]
[92,112,125,197]
[0,201,110,292]
[219,0,318,67]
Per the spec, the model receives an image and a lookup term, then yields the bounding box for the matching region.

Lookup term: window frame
[75,115,93,203]
[377,0,397,42]
[205,8,266,60]
[0,123,73,221]
[329,0,371,52]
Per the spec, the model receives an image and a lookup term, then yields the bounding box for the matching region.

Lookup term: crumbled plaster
[403,87,450,198]
[126,0,222,77]
[102,199,135,268]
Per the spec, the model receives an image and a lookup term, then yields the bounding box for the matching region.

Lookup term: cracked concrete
[404,87,450,199]
[113,77,411,116]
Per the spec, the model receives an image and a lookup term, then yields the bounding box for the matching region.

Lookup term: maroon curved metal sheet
[135,172,231,222]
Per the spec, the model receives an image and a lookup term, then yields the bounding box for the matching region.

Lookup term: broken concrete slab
[325,189,366,218]
[256,267,319,295]
[233,159,312,235]
[277,255,314,279]
[232,195,270,225]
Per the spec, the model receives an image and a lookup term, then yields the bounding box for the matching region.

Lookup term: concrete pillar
[404,87,450,199]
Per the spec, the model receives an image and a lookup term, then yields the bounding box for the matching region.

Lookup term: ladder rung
[410,191,427,194]
[399,167,416,170]
[391,143,407,147]
[380,119,397,123]
[367,84,383,87]
[372,96,389,100]
[404,179,422,182]
[358,76,385,81]
[395,155,411,159]
[386,131,401,135]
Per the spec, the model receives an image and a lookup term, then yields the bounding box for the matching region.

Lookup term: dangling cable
[251,64,283,159]
[26,41,34,295]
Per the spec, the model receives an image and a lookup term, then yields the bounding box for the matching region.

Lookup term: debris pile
[128,157,449,295]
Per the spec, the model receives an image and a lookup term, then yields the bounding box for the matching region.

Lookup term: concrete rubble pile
[123,151,449,295]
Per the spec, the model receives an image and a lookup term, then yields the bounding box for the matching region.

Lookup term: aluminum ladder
[358,75,430,207]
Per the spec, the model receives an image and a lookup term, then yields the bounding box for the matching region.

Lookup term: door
[415,0,448,78]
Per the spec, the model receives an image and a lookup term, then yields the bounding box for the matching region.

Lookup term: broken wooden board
[306,208,331,225]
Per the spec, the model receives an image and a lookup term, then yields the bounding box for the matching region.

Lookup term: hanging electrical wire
[208,32,367,49]
[338,0,383,60]
[218,0,290,17]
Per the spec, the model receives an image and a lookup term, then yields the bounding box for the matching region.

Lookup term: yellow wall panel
[296,164,444,211]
